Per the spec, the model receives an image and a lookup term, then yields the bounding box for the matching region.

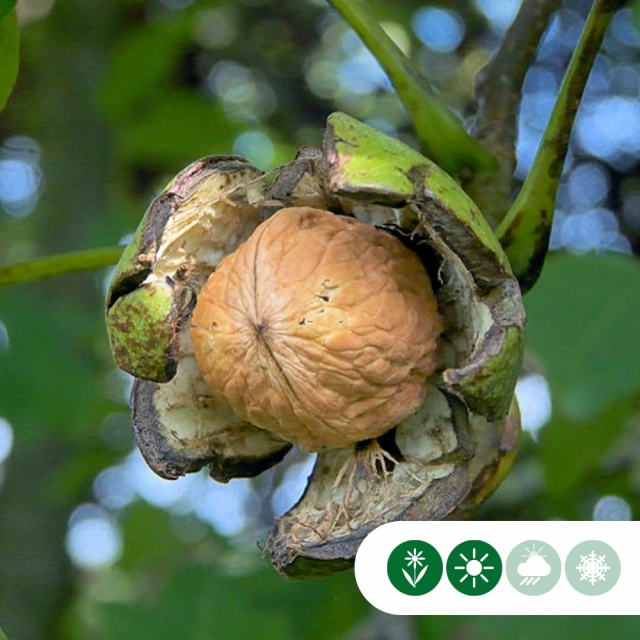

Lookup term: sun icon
[447,540,502,595]
[453,547,495,588]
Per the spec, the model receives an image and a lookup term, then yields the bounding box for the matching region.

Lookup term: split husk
[105,113,525,576]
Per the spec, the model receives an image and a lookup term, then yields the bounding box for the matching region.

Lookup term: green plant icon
[387,540,443,596]
[403,548,428,588]
[446,540,502,596]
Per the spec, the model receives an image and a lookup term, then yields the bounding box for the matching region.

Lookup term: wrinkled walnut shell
[191,206,443,451]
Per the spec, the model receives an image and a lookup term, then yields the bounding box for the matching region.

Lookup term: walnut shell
[190,206,443,451]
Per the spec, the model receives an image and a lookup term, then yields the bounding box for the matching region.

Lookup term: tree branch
[326,0,496,178]
[466,0,561,227]
[0,246,123,287]
[497,0,625,292]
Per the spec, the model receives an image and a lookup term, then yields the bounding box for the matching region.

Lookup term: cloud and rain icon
[517,543,551,586]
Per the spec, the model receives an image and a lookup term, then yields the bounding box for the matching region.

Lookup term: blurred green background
[1,0,640,638]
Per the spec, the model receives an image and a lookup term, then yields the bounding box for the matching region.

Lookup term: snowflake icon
[566,541,620,595]
[576,550,610,585]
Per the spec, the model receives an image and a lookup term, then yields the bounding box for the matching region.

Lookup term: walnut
[106,113,525,576]
[190,206,443,451]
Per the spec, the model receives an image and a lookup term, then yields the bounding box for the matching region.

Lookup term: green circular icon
[387,540,443,596]
[506,540,561,596]
[446,540,502,595]
[565,540,621,595]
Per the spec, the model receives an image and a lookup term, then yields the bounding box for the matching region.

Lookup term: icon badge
[446,540,502,595]
[506,540,561,595]
[565,540,621,595]
[387,540,443,596]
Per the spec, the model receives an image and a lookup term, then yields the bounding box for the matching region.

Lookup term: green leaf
[0,283,118,439]
[99,555,368,640]
[100,20,188,122]
[0,9,19,114]
[117,503,187,572]
[0,1,17,20]
[113,92,243,166]
[634,0,640,29]
[460,615,640,640]
[100,562,369,640]
[539,395,637,503]
[524,253,640,421]
[101,566,292,640]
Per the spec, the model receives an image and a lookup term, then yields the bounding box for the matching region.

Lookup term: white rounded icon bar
[354,521,637,615]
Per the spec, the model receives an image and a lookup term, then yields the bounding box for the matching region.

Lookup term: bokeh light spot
[567,162,610,210]
[272,454,317,517]
[0,319,9,353]
[193,7,238,49]
[515,374,552,438]
[576,96,640,164]
[337,43,391,94]
[193,476,256,537]
[593,495,632,521]
[127,449,194,510]
[0,137,43,218]
[207,61,276,120]
[233,131,274,169]
[94,465,137,511]
[474,0,521,33]
[610,8,640,48]
[66,504,123,570]
[560,207,629,254]
[412,7,465,53]
[0,417,14,465]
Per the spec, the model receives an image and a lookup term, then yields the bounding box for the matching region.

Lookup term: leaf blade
[402,568,415,588]
[0,1,17,20]
[540,396,637,505]
[525,253,640,420]
[415,565,428,585]
[0,9,19,114]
